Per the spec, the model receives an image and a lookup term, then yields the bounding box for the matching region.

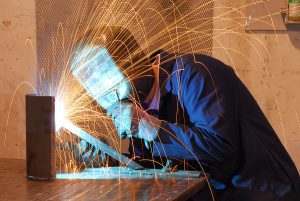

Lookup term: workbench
[0,158,208,201]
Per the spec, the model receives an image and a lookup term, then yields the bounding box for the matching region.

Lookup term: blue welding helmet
[70,26,155,110]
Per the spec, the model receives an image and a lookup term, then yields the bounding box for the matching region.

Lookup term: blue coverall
[130,52,300,201]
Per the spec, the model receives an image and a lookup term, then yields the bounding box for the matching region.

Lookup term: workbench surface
[0,158,208,201]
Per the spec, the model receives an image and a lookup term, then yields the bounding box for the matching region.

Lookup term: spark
[5,1,294,201]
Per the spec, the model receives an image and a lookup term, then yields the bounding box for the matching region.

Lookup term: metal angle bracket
[63,120,144,170]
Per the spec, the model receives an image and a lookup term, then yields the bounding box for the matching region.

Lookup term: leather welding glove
[107,102,161,148]
[107,102,136,139]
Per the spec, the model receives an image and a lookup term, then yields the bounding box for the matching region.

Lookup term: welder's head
[70,26,155,110]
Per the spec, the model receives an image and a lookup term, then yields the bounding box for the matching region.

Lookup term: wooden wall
[0,0,36,159]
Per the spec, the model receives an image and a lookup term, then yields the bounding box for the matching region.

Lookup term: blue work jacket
[130,52,300,201]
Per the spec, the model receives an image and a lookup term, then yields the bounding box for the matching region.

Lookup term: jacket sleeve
[152,62,239,162]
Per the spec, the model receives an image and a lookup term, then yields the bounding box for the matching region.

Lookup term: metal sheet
[63,120,144,170]
[56,167,202,179]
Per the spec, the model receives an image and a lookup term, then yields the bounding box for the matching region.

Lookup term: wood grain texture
[0,158,208,201]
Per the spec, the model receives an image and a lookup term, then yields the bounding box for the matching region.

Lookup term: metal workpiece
[26,95,56,179]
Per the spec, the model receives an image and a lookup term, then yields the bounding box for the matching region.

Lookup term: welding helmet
[70,26,155,110]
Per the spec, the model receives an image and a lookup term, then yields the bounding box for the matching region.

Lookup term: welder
[71,26,300,201]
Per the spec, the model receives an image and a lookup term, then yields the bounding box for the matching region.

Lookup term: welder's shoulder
[175,53,234,79]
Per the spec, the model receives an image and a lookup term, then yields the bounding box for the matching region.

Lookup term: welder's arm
[151,64,238,162]
[152,121,235,162]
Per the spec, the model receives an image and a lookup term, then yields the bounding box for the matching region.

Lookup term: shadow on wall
[288,31,300,49]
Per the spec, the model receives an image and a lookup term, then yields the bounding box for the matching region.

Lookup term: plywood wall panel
[0,0,36,159]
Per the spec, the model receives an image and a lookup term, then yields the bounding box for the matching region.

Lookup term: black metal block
[26,95,56,179]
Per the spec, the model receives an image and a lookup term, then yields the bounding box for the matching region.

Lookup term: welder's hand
[137,112,161,140]
[107,102,161,148]
[107,102,136,139]
[137,116,161,149]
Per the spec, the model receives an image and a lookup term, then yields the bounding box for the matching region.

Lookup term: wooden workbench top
[0,158,208,201]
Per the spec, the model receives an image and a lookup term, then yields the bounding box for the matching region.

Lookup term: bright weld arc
[55,100,66,132]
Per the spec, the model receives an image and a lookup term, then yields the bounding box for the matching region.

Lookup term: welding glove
[107,102,161,148]
[107,102,136,139]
